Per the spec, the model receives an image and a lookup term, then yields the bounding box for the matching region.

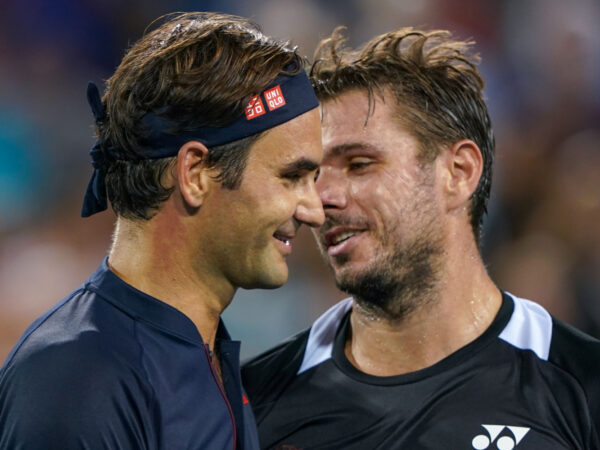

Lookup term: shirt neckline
[86,257,235,347]
[332,292,514,385]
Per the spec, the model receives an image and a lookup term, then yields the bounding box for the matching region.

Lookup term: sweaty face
[202,108,324,290]
[315,90,444,319]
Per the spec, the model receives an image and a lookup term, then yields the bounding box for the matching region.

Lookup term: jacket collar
[86,257,235,347]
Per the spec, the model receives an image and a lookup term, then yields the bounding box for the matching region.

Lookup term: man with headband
[0,12,323,449]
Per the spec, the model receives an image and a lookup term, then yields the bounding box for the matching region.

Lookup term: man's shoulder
[0,338,153,449]
[548,315,600,387]
[2,323,146,392]
[2,284,144,384]
[501,292,600,373]
[242,298,352,408]
[546,315,600,431]
[242,297,353,378]
[502,293,600,423]
[242,328,311,393]
[0,286,155,449]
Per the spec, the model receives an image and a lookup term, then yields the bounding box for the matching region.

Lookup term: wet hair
[96,12,304,219]
[311,27,495,241]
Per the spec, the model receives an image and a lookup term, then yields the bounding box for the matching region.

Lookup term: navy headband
[81,69,319,217]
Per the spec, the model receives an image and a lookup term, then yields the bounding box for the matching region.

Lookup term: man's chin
[236,259,289,290]
[331,257,369,280]
[256,267,289,290]
[333,265,368,294]
[260,277,288,290]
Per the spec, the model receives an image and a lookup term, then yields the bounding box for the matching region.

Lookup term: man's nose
[316,167,348,211]
[295,179,325,228]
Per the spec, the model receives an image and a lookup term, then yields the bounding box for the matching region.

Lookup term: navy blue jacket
[0,259,260,450]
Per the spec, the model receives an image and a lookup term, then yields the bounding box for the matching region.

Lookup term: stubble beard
[332,220,444,323]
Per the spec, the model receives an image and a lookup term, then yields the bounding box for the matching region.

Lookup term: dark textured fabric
[243,293,600,450]
[0,258,260,450]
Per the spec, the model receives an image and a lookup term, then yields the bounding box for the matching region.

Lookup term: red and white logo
[245,95,266,120]
[264,85,286,111]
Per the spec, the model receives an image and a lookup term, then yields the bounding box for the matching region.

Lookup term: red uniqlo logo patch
[264,85,286,111]
[245,95,266,120]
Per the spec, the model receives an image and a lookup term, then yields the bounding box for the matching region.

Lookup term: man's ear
[176,141,213,209]
[442,139,483,211]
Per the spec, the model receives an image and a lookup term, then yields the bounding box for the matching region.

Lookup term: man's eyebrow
[280,158,320,174]
[326,142,381,158]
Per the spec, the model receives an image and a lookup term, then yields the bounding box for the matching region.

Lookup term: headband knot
[81,82,111,217]
[90,144,113,170]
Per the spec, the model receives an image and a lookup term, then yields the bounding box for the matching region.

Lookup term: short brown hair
[96,12,304,219]
[310,27,495,241]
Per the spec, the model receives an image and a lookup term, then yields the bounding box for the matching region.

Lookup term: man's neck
[345,244,502,377]
[108,216,235,351]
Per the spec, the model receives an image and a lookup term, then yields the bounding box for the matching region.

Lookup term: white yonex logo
[472,425,530,449]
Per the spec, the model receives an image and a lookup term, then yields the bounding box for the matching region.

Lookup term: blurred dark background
[1,0,599,360]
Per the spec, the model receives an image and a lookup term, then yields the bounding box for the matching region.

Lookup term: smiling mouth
[273,233,291,247]
[330,231,357,246]
[323,227,365,249]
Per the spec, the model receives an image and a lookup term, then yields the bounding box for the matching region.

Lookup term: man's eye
[282,168,320,185]
[348,159,373,170]
[283,172,303,181]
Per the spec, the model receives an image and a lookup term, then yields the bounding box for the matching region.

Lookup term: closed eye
[348,157,374,170]
[282,172,303,181]
[282,169,320,184]
[280,158,320,183]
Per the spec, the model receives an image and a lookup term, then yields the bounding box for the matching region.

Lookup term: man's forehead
[322,89,400,133]
[321,92,388,145]
[321,90,372,124]
[248,107,323,167]
[323,88,409,134]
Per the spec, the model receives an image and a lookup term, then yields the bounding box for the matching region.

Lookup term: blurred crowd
[1,0,599,360]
